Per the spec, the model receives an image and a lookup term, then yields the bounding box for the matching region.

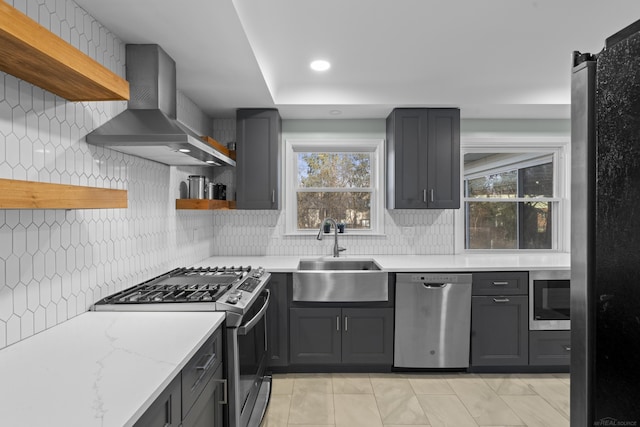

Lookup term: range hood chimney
[86,44,234,167]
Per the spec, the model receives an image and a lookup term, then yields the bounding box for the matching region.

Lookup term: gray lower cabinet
[341,308,394,364]
[181,364,225,427]
[133,375,181,427]
[290,307,342,364]
[236,108,281,209]
[134,327,224,427]
[267,273,290,367]
[471,295,529,366]
[529,330,571,366]
[386,108,460,209]
[290,307,394,365]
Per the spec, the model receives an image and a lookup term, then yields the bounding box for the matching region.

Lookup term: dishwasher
[394,273,472,368]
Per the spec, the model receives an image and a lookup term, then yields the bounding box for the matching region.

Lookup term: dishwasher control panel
[405,273,472,284]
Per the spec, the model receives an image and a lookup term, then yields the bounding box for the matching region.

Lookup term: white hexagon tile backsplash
[0,0,218,350]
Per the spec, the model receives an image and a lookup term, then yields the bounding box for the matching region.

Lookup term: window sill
[463,249,567,254]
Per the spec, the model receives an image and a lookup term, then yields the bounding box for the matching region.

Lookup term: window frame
[456,137,571,253]
[284,139,385,236]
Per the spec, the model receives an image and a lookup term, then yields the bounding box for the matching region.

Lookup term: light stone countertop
[195,253,571,273]
[0,311,225,427]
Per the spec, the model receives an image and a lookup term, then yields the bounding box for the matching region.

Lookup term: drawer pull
[196,352,217,372]
[493,298,510,303]
[192,352,217,391]
[211,379,228,405]
[492,281,509,286]
[563,345,571,352]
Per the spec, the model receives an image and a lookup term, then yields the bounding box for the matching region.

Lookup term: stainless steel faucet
[316,218,346,257]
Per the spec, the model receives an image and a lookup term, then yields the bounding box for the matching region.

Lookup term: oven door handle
[238,289,270,336]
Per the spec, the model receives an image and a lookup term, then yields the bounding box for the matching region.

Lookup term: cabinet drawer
[133,375,181,427]
[182,364,225,427]
[182,327,223,419]
[472,272,528,295]
[529,330,571,366]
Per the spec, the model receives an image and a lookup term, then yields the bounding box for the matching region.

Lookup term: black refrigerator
[571,18,640,427]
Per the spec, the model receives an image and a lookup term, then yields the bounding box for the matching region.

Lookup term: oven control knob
[226,290,242,304]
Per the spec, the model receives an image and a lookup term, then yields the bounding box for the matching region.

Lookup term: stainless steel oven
[529,269,571,330]
[225,289,270,427]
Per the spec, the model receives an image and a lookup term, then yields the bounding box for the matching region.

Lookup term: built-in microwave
[529,269,571,330]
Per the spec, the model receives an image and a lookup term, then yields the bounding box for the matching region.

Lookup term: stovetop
[91,265,270,314]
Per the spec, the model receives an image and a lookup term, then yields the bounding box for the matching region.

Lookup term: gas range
[90,264,273,427]
[90,265,270,315]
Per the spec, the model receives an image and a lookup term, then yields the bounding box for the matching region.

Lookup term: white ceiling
[74,0,640,120]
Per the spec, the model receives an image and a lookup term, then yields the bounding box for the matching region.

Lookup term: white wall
[0,0,219,350]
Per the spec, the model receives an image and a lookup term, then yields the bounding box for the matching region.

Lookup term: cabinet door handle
[336,316,340,331]
[344,316,348,332]
[563,345,571,352]
[164,395,172,426]
[211,379,228,405]
[493,298,510,303]
[430,189,434,202]
[492,281,509,286]
[423,189,427,203]
[272,189,275,204]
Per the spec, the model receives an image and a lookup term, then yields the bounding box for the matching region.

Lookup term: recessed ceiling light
[310,59,331,71]
[178,148,191,153]
[206,160,221,165]
[330,110,342,115]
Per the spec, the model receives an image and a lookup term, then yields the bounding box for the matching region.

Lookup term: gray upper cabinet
[386,108,460,209]
[236,109,281,209]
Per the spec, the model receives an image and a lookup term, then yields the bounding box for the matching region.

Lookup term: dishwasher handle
[422,282,448,288]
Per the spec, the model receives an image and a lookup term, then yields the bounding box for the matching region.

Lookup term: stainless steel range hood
[86,44,235,167]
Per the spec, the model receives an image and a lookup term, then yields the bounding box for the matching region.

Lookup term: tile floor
[261,372,570,427]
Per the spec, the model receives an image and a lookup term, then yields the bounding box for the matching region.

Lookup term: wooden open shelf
[200,136,236,160]
[176,199,236,210]
[0,178,128,209]
[0,1,129,101]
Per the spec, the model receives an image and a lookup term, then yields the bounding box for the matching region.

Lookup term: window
[463,151,565,250]
[285,140,384,235]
